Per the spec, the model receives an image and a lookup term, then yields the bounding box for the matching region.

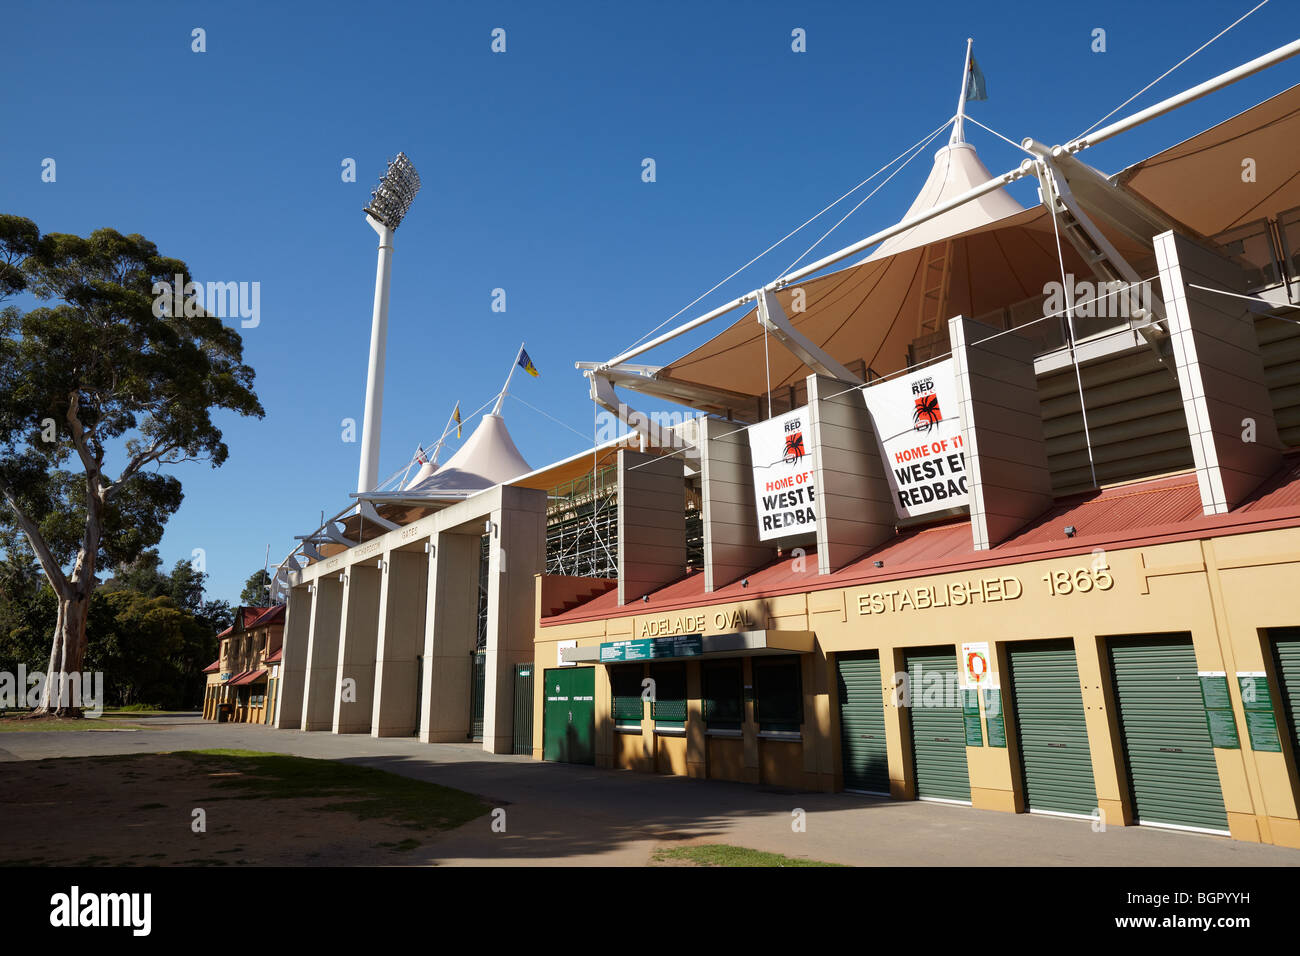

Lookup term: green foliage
[0,216,262,711]
[239,568,271,606]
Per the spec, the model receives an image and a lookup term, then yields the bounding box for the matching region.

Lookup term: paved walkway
[3,714,1297,866]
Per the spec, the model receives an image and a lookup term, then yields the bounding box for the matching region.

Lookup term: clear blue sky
[3,0,1297,605]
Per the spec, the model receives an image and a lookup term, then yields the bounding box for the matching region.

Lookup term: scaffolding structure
[546,465,620,578]
[544,464,706,581]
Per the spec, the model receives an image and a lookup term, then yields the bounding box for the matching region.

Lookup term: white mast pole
[491,343,524,415]
[951,37,974,146]
[357,215,394,494]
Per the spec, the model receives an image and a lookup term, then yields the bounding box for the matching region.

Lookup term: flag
[964,55,987,103]
[518,348,539,378]
[453,402,462,439]
[414,444,426,465]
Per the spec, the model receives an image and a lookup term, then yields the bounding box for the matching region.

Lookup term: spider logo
[913,394,942,432]
[783,431,806,465]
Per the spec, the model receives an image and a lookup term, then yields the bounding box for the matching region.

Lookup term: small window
[610,665,644,729]
[703,663,743,731]
[754,656,803,734]
[651,663,687,731]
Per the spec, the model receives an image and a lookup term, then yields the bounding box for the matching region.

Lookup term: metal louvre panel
[837,653,890,793]
[905,649,971,801]
[1271,627,1300,753]
[1007,641,1098,815]
[1109,636,1229,832]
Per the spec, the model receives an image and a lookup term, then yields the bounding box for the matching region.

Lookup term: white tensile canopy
[400,412,531,496]
[654,138,1151,399]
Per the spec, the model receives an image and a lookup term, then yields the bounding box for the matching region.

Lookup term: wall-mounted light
[873,560,884,569]
[484,519,498,537]
[642,594,649,603]
[339,572,348,585]
[1064,525,1077,538]
[741,578,748,588]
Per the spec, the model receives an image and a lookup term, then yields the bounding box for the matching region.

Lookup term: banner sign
[747,406,817,541]
[860,359,969,519]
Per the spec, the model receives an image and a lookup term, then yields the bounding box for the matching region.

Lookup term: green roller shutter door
[1109,635,1228,832]
[906,648,971,802]
[1270,627,1300,755]
[1007,641,1098,816]
[837,653,890,794]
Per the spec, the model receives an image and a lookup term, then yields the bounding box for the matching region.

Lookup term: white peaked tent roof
[657,134,1147,394]
[861,141,1026,261]
[401,413,532,496]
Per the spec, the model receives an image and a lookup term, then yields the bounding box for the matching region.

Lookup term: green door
[1007,641,1098,816]
[1109,634,1229,832]
[905,648,971,802]
[566,667,595,764]
[1270,627,1300,756]
[542,668,595,765]
[837,652,890,794]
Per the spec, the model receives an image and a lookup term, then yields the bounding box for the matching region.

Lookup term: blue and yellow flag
[964,56,987,102]
[518,348,540,378]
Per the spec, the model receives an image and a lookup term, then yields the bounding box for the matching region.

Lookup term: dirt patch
[0,752,489,866]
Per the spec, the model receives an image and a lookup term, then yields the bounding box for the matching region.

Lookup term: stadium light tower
[357,151,422,494]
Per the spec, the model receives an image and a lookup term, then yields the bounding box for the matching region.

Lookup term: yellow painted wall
[533,524,1300,848]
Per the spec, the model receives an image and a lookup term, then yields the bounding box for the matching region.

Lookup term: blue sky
[3,0,1298,605]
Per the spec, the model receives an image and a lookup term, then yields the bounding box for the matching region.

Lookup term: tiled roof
[543,455,1300,626]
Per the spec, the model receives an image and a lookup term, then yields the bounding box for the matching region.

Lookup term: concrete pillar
[300,576,343,731]
[371,547,429,737]
[617,449,686,605]
[333,563,381,734]
[1154,230,1283,513]
[948,315,1054,550]
[699,415,771,592]
[420,531,479,743]
[482,487,547,754]
[806,373,894,574]
[274,585,311,729]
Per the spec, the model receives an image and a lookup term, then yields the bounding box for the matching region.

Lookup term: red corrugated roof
[263,648,282,663]
[544,455,1300,626]
[217,605,283,638]
[230,668,268,686]
[202,658,221,673]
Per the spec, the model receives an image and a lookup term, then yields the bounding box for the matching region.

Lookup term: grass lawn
[177,749,488,832]
[651,844,845,867]
[0,749,491,866]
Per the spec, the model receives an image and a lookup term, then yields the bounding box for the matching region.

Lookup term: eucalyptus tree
[0,216,263,715]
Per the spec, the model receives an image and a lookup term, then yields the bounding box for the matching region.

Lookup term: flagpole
[428,402,461,465]
[492,343,524,415]
[951,37,974,146]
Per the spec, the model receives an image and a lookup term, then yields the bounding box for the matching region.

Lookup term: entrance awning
[561,629,814,664]
[228,668,268,686]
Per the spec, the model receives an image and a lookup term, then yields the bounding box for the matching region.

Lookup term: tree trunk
[30,589,90,718]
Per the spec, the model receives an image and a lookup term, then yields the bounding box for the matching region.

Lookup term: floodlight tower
[357,152,422,494]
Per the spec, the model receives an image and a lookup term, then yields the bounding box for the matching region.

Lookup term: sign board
[982,689,1007,747]
[860,359,969,519]
[961,689,984,747]
[599,634,703,664]
[1197,672,1240,749]
[1238,673,1282,752]
[960,642,992,690]
[556,639,576,668]
[746,406,817,541]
